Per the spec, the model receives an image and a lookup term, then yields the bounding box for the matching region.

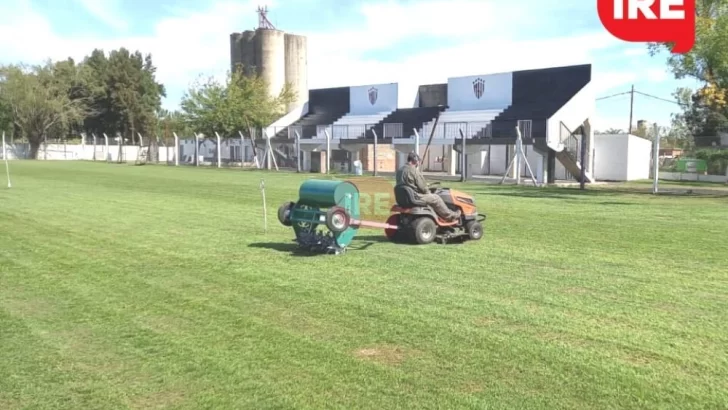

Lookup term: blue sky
[0,0,701,131]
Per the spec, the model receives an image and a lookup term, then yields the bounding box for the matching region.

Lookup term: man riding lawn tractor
[395,152,461,222]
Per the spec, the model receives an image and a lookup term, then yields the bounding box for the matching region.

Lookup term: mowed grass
[1,161,727,410]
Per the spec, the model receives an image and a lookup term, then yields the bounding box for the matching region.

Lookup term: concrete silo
[284,33,308,110]
[229,8,308,112]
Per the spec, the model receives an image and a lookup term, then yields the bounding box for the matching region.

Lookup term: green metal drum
[278,179,361,253]
[298,179,359,209]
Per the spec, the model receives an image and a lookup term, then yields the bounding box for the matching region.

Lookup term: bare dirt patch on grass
[354,345,417,365]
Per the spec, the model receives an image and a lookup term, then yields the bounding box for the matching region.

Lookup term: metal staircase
[554,122,594,183]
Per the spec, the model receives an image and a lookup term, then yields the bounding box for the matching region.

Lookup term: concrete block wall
[361,144,397,173]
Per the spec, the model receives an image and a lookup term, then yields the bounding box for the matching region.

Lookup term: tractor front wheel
[411,217,437,244]
[465,220,483,240]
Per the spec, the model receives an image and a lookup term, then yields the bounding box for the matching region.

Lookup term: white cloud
[623,47,647,56]
[0,0,262,103]
[0,0,640,112]
[74,0,128,31]
[645,67,669,83]
[592,114,630,132]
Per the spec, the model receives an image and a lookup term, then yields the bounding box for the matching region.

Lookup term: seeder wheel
[277,201,294,226]
[325,206,350,233]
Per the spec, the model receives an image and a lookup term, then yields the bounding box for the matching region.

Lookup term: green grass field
[1,161,726,409]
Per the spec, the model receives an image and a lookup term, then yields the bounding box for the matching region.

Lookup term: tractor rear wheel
[384,214,407,242]
[411,217,437,244]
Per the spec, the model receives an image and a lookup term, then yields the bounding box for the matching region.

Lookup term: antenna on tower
[257,6,275,29]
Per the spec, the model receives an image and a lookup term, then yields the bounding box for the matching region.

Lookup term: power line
[596,91,631,101]
[634,90,688,106]
[594,86,686,132]
[596,89,686,106]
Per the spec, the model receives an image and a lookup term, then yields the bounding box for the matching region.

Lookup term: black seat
[394,184,426,207]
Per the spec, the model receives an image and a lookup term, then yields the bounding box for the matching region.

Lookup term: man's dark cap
[407,152,420,163]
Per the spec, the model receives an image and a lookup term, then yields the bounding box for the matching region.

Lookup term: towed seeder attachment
[277,179,362,254]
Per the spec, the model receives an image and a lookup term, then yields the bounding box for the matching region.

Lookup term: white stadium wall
[546,81,594,150]
[593,134,629,180]
[446,72,513,111]
[593,134,651,181]
[265,101,309,137]
[349,83,398,114]
[397,81,421,109]
[627,134,652,180]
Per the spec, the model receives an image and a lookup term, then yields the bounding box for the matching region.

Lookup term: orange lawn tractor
[383,182,486,245]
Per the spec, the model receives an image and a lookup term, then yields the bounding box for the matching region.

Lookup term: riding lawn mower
[385,181,486,244]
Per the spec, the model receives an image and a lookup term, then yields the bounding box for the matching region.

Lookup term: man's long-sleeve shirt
[396,164,429,195]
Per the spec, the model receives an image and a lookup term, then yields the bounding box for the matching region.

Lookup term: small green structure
[675,158,707,173]
[277,179,361,254]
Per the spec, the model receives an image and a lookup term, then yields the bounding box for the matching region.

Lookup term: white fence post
[92,133,97,161]
[214,132,222,168]
[103,133,109,161]
[172,133,180,166]
[195,133,200,167]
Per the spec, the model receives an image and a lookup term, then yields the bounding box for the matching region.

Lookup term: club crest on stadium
[472,78,484,99]
[368,87,378,105]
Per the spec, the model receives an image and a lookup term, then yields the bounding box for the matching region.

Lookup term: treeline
[648,0,728,149]
[0,48,295,159]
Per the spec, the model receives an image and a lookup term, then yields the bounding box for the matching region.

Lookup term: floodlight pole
[413,129,420,156]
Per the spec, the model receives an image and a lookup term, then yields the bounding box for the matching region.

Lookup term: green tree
[104,48,165,144]
[0,62,91,158]
[648,0,728,144]
[180,68,295,162]
[157,108,193,140]
[0,94,11,138]
[665,88,697,150]
[594,128,625,134]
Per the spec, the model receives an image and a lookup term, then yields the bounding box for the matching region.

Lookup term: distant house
[659,148,683,158]
[720,132,728,147]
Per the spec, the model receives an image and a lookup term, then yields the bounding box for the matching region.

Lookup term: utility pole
[628,84,634,134]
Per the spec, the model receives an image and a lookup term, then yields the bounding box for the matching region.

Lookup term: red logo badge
[597,0,695,53]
